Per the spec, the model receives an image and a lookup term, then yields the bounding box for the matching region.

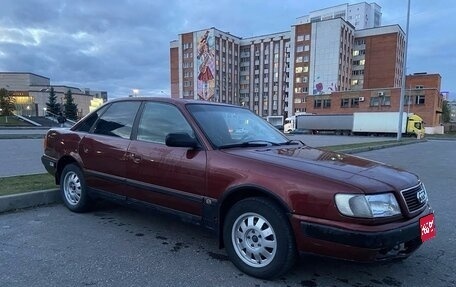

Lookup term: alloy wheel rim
[63,171,81,206]
[231,212,277,268]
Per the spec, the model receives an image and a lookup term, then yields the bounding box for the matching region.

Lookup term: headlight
[335,193,401,218]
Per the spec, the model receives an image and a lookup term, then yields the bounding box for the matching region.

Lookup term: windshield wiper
[218,140,281,149]
[280,139,304,146]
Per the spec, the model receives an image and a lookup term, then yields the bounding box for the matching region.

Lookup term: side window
[75,105,109,133]
[137,102,194,144]
[93,101,141,139]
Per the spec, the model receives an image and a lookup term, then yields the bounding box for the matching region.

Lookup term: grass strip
[321,139,420,151]
[0,173,56,196]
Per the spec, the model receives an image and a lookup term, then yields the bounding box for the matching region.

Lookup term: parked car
[41,97,435,279]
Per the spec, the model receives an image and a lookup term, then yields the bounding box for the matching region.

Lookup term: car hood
[224,146,419,192]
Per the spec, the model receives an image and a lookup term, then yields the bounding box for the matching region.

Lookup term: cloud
[0,0,455,99]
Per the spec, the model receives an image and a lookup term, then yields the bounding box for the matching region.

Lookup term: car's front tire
[223,197,297,279]
[60,164,92,212]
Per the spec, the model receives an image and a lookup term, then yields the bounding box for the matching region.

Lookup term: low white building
[0,72,107,118]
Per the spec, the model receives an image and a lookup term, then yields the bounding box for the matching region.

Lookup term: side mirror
[165,133,199,148]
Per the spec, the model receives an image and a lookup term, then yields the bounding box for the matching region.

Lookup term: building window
[416,85,424,89]
[341,98,350,108]
[404,95,414,105]
[323,99,331,108]
[370,97,379,107]
[304,45,310,52]
[351,79,359,86]
[295,67,303,73]
[303,55,309,62]
[305,34,310,41]
[415,95,425,104]
[381,96,391,106]
[303,66,309,73]
[296,45,304,52]
[296,56,303,63]
[314,99,322,108]
[297,35,304,41]
[351,97,359,107]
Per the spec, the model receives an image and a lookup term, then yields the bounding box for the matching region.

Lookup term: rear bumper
[41,155,57,176]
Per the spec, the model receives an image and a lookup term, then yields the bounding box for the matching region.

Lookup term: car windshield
[187,104,289,148]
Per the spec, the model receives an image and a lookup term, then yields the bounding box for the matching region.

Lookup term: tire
[60,164,92,212]
[223,197,297,279]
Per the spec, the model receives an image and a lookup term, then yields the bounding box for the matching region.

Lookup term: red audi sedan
[42,97,435,279]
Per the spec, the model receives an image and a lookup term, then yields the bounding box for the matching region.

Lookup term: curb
[0,189,61,213]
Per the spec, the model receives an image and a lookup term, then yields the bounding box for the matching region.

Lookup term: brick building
[305,73,443,127]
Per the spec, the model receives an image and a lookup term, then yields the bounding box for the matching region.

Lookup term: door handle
[129,153,141,164]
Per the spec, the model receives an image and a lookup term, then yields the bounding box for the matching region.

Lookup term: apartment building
[170,28,241,104]
[170,2,443,129]
[170,28,291,118]
[289,18,355,115]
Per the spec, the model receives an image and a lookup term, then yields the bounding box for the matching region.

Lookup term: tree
[64,89,78,121]
[46,87,61,115]
[0,88,16,116]
[442,100,451,123]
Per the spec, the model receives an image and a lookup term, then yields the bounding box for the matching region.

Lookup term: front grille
[401,183,427,213]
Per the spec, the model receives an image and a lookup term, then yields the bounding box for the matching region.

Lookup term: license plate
[420,213,436,243]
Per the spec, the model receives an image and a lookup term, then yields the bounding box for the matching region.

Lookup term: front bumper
[291,206,433,261]
[300,220,419,250]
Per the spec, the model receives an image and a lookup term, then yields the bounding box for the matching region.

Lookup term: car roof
[106,97,237,108]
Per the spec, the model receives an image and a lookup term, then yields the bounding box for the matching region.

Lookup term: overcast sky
[0,0,454,100]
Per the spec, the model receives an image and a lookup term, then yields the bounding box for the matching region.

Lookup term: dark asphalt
[0,140,455,286]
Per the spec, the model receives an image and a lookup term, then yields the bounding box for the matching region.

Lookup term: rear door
[79,101,141,198]
[125,102,207,216]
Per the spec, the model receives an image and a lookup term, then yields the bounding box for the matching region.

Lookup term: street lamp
[26,105,31,117]
[0,108,5,124]
[43,107,47,117]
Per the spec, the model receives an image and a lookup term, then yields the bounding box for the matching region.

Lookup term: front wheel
[60,164,92,212]
[223,197,297,279]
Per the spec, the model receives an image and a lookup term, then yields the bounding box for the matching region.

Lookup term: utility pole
[397,0,411,141]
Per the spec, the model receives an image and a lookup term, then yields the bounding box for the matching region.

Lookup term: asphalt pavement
[0,139,455,286]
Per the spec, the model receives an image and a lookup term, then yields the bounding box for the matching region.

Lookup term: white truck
[266,116,284,130]
[284,112,425,137]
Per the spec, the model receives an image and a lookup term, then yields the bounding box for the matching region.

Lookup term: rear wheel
[60,164,92,212]
[223,197,297,279]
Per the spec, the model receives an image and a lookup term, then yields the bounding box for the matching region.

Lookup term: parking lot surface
[1,140,454,286]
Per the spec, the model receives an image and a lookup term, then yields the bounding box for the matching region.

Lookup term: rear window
[92,101,141,139]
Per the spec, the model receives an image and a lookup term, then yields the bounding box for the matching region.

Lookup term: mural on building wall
[196,30,215,100]
[313,76,336,95]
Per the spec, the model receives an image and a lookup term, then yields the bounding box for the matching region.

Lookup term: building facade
[0,72,107,118]
[170,2,443,130]
[295,2,382,30]
[305,73,443,127]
